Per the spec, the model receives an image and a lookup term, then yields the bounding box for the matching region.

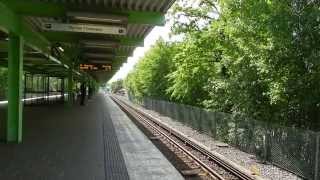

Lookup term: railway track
[111,95,264,180]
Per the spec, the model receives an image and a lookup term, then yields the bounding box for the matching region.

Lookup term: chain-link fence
[129,96,319,180]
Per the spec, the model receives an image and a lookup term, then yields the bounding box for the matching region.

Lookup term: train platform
[0,94,183,180]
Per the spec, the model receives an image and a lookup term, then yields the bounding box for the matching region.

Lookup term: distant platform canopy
[0,0,175,82]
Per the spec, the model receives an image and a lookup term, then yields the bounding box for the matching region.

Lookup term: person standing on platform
[88,85,93,99]
[80,82,86,106]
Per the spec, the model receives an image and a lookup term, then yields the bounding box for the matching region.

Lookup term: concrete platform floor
[104,95,183,180]
[0,94,183,180]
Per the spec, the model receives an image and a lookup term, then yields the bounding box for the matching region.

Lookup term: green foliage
[125,39,177,100]
[110,79,124,93]
[126,0,320,130]
[0,67,8,99]
[166,31,219,105]
[207,0,320,128]
[170,0,219,34]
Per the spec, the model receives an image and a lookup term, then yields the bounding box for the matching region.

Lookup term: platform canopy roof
[0,0,175,83]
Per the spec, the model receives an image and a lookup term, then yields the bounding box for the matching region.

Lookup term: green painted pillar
[7,33,24,143]
[67,69,73,106]
[61,77,65,102]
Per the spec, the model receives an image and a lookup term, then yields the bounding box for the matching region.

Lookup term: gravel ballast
[118,96,303,180]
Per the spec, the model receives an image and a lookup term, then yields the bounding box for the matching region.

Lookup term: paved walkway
[0,94,183,180]
[104,95,183,180]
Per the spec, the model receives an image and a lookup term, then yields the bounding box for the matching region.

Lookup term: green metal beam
[0,2,50,52]
[5,0,66,17]
[4,1,165,25]
[128,11,165,25]
[7,32,23,143]
[0,1,72,69]
[119,37,144,47]
[0,1,81,76]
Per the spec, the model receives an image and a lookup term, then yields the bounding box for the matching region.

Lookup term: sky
[107,23,172,84]
[107,0,208,84]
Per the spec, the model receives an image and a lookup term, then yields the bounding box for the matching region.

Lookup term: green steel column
[67,69,73,106]
[23,73,26,104]
[46,76,49,103]
[61,78,65,102]
[7,33,24,143]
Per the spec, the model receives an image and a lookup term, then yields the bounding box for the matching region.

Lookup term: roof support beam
[0,1,74,68]
[4,1,165,25]
[0,1,84,79]
[84,53,128,58]
[0,1,50,53]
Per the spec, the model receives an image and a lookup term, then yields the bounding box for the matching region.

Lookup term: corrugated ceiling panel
[38,0,175,13]
[27,0,175,82]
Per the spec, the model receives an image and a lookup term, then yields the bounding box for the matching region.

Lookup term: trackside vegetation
[125,0,320,130]
[0,67,8,100]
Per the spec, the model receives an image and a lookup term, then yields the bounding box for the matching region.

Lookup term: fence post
[263,128,271,162]
[212,112,217,138]
[197,107,201,132]
[234,115,239,146]
[314,132,320,180]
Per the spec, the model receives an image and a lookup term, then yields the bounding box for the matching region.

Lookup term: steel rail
[111,95,258,180]
[112,96,225,180]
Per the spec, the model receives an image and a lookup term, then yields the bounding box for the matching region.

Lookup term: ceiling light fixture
[58,46,64,52]
[67,12,128,24]
[84,53,115,59]
[89,60,112,64]
[81,40,119,49]
[81,40,119,46]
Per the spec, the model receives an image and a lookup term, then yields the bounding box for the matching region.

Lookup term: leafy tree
[166,31,220,106]
[110,79,124,93]
[170,0,219,34]
[125,39,177,100]
[125,0,320,130]
[208,0,320,128]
